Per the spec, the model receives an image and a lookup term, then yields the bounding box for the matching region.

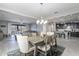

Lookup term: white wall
[0,21,56,35]
[0,21,43,35]
[43,24,47,32]
[21,25,29,32]
[46,23,56,32]
[8,23,30,35]
[31,24,43,32]
[0,21,8,35]
[31,24,37,31]
[36,24,43,32]
[0,21,18,35]
[8,23,17,35]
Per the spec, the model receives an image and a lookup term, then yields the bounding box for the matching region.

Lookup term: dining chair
[37,32,56,56]
[31,33,37,36]
[40,32,46,38]
[47,32,56,46]
[37,35,53,56]
[47,32,54,36]
[16,34,35,56]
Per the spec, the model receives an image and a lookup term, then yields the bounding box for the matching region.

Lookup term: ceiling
[0,3,79,23]
[0,9,36,23]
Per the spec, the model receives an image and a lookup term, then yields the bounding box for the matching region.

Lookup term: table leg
[68,32,70,39]
[34,45,37,56]
[55,38,57,47]
[65,32,68,39]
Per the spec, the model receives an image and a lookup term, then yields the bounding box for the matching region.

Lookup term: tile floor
[0,35,19,56]
[0,35,79,56]
[57,37,79,56]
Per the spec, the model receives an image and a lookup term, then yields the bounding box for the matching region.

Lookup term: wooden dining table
[28,36,44,56]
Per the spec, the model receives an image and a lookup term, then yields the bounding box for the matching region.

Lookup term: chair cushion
[16,35,35,54]
[27,46,35,53]
[37,44,50,52]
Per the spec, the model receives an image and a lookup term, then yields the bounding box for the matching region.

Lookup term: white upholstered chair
[40,32,46,38]
[47,32,54,36]
[37,32,56,56]
[16,34,34,56]
[47,32,55,45]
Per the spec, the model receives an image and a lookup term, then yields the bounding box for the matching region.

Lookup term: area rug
[7,45,65,56]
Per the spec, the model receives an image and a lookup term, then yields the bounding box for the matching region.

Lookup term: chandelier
[36,17,48,24]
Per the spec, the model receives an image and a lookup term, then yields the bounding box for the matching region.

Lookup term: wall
[31,23,56,33]
[31,24,43,32]
[0,21,18,35]
[8,23,17,35]
[8,23,31,35]
[46,23,56,32]
[37,24,43,32]
[0,21,8,35]
[31,24,37,31]
[21,25,30,32]
[0,21,43,35]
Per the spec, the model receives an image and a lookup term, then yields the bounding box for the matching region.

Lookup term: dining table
[28,36,44,56]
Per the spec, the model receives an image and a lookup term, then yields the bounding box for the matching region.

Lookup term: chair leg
[20,52,22,56]
[45,52,47,56]
[50,46,52,56]
[25,53,27,56]
[55,39,57,47]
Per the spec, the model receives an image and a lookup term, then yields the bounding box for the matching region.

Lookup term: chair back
[44,35,52,44]
[40,32,46,38]
[32,33,36,36]
[47,32,54,36]
[16,34,29,53]
[44,32,56,45]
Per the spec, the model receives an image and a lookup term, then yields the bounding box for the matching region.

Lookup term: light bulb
[40,20,44,24]
[44,20,48,24]
[36,20,40,24]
